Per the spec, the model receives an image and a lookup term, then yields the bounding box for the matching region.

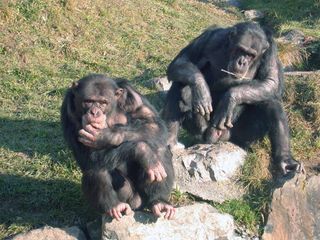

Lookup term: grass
[241,0,320,70]
[0,0,319,238]
[241,0,320,37]
[0,0,239,238]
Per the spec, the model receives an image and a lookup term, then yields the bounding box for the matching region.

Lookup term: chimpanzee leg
[162,83,186,147]
[136,148,175,218]
[82,168,121,214]
[163,83,210,146]
[262,100,300,175]
[230,101,300,176]
[112,167,142,210]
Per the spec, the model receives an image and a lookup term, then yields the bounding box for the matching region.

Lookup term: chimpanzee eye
[100,101,109,108]
[82,100,94,108]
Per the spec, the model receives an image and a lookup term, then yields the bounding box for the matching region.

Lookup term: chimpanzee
[162,21,301,176]
[61,74,175,220]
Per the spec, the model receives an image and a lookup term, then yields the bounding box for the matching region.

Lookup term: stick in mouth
[221,69,250,80]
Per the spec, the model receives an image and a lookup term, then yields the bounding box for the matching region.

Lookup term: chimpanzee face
[72,76,123,127]
[227,26,269,79]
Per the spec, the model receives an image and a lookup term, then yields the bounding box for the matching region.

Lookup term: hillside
[0,0,319,238]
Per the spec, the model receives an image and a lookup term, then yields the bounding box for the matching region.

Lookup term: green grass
[1,0,320,238]
[0,0,239,238]
[241,0,320,37]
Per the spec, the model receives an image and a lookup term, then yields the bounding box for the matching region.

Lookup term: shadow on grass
[0,174,95,238]
[0,118,71,165]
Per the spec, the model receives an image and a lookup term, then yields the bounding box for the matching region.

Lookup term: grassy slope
[0,0,238,238]
[241,0,320,37]
[0,0,319,238]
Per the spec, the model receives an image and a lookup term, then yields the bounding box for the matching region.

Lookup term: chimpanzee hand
[78,124,104,149]
[212,92,237,130]
[147,161,167,182]
[192,81,213,121]
[107,202,132,221]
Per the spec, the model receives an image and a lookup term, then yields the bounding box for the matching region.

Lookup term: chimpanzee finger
[157,162,167,179]
[78,137,95,147]
[112,209,121,221]
[199,105,205,116]
[147,170,155,182]
[225,116,233,128]
[208,104,213,113]
[164,206,171,219]
[79,129,95,141]
[204,105,212,115]
[124,204,132,215]
[154,171,162,182]
[152,204,162,217]
[169,207,176,220]
[218,118,227,130]
[84,124,100,135]
[164,206,175,220]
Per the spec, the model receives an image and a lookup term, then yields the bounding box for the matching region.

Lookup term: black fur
[61,74,174,213]
[162,22,300,177]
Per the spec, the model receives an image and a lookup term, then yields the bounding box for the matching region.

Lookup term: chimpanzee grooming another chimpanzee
[162,21,301,176]
[61,74,175,220]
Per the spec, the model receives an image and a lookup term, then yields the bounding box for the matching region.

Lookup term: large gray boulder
[172,143,246,202]
[10,226,86,240]
[102,203,244,240]
[263,173,320,240]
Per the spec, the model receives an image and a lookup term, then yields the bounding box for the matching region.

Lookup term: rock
[173,143,246,202]
[263,173,320,240]
[102,203,244,240]
[86,220,101,240]
[148,76,172,92]
[243,10,264,20]
[10,226,87,240]
[278,30,305,45]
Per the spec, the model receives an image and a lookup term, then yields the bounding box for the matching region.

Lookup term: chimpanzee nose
[237,57,246,68]
[90,108,101,118]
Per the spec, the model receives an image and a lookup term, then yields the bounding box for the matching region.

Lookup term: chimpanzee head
[71,74,124,127]
[227,22,270,79]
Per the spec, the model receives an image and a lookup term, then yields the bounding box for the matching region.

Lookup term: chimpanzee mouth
[221,68,250,80]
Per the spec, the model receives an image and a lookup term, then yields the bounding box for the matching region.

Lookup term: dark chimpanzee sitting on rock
[61,74,175,220]
[162,21,301,177]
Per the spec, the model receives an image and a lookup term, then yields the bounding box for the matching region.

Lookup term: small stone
[243,10,264,20]
[149,76,172,92]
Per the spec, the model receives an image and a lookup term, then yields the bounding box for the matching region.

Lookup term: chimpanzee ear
[115,88,124,98]
[71,81,79,89]
[117,84,143,112]
[262,40,270,53]
[65,89,78,124]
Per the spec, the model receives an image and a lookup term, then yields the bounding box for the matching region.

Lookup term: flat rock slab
[102,203,243,240]
[172,143,246,203]
[263,173,320,240]
[10,226,86,240]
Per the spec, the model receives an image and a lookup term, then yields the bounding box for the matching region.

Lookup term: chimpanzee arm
[212,42,283,129]
[98,117,166,147]
[167,28,227,117]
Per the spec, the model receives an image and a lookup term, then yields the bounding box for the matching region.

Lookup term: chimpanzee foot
[151,202,176,220]
[273,157,304,182]
[203,127,230,144]
[107,202,132,221]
